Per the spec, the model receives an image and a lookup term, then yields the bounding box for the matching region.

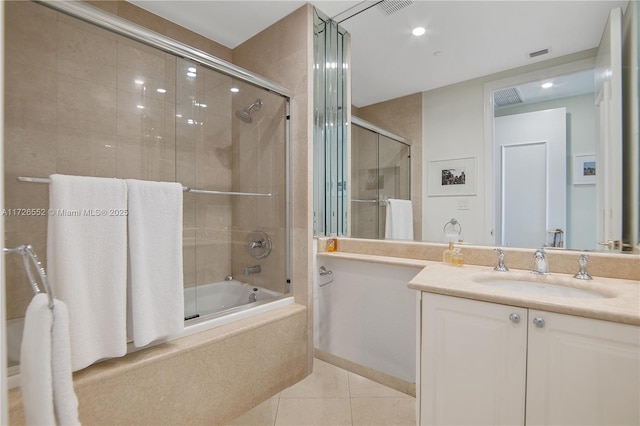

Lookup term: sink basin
[475,279,608,299]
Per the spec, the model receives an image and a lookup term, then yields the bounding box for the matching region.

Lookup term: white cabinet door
[420,293,527,426]
[526,310,640,426]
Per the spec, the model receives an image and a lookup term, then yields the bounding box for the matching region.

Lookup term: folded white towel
[385,199,414,240]
[126,179,184,347]
[21,294,80,426]
[48,174,128,371]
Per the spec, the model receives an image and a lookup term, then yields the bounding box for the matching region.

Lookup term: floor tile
[226,395,279,426]
[279,358,350,398]
[275,397,352,426]
[350,397,416,426]
[348,372,412,398]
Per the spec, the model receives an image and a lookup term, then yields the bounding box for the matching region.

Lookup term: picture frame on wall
[428,156,477,196]
[573,154,596,185]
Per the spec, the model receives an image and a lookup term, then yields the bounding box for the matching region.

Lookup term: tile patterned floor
[227,359,416,426]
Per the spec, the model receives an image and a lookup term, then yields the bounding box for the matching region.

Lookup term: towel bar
[17,176,273,197]
[3,244,55,309]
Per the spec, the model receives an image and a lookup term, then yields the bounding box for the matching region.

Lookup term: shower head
[235,99,263,123]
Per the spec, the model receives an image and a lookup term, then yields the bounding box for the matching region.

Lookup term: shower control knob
[509,313,520,323]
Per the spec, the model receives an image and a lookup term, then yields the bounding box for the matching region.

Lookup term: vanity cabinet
[418,292,640,426]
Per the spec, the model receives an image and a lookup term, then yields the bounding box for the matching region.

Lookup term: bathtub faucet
[244,265,261,275]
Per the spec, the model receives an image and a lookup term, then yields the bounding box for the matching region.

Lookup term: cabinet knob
[509,313,520,323]
[533,317,545,328]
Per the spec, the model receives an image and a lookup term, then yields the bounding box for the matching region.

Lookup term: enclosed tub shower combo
[5,0,293,384]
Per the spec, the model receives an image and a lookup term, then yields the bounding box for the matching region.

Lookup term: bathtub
[184,279,283,319]
[7,279,293,388]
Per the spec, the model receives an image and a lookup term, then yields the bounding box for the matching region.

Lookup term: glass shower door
[351,124,380,238]
[350,119,411,239]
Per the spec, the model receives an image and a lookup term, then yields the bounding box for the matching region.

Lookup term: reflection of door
[595,7,623,251]
[495,108,567,248]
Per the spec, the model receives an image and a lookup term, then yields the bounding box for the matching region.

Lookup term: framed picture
[428,157,477,196]
[573,154,596,185]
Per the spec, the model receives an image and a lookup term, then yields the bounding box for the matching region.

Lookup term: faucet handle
[574,253,592,280]
[493,248,508,272]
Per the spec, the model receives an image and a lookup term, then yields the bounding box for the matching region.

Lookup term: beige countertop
[409,263,640,326]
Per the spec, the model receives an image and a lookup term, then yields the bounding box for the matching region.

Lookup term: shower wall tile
[195,229,233,285]
[4,1,58,71]
[57,7,120,41]
[4,126,57,178]
[56,74,117,134]
[4,64,58,130]
[56,20,117,87]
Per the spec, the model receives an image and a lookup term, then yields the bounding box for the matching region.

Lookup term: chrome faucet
[532,248,549,275]
[573,253,593,280]
[493,248,509,272]
[243,265,261,275]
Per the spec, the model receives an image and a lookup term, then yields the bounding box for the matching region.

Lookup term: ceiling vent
[494,87,524,107]
[377,0,414,16]
[528,48,550,58]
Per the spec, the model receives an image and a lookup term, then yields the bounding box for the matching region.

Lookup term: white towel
[126,179,184,347]
[48,174,128,371]
[385,199,414,240]
[21,294,80,426]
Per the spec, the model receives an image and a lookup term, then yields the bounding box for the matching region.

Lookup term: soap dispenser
[443,242,455,264]
[443,242,463,266]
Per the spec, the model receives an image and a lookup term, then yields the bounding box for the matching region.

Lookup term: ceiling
[128,0,628,107]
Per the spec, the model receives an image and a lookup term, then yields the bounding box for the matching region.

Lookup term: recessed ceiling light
[230,87,239,93]
[187,67,197,73]
[134,79,145,85]
[412,26,426,36]
[187,72,196,78]
[157,88,166,94]
[541,82,554,89]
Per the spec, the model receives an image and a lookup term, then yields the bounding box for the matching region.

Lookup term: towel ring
[4,244,55,309]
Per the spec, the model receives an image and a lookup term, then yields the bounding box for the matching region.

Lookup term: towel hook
[4,244,55,309]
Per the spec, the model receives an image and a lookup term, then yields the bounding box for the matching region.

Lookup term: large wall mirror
[316,0,638,252]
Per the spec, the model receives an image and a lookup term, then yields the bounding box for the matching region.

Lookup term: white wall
[315,257,419,383]
[422,79,487,244]
[421,50,598,247]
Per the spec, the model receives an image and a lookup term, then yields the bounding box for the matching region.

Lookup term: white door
[495,108,567,248]
[526,310,640,425]
[420,293,527,426]
[595,7,623,251]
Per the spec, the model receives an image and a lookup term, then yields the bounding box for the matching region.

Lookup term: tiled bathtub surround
[9,305,308,425]
[319,237,640,281]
